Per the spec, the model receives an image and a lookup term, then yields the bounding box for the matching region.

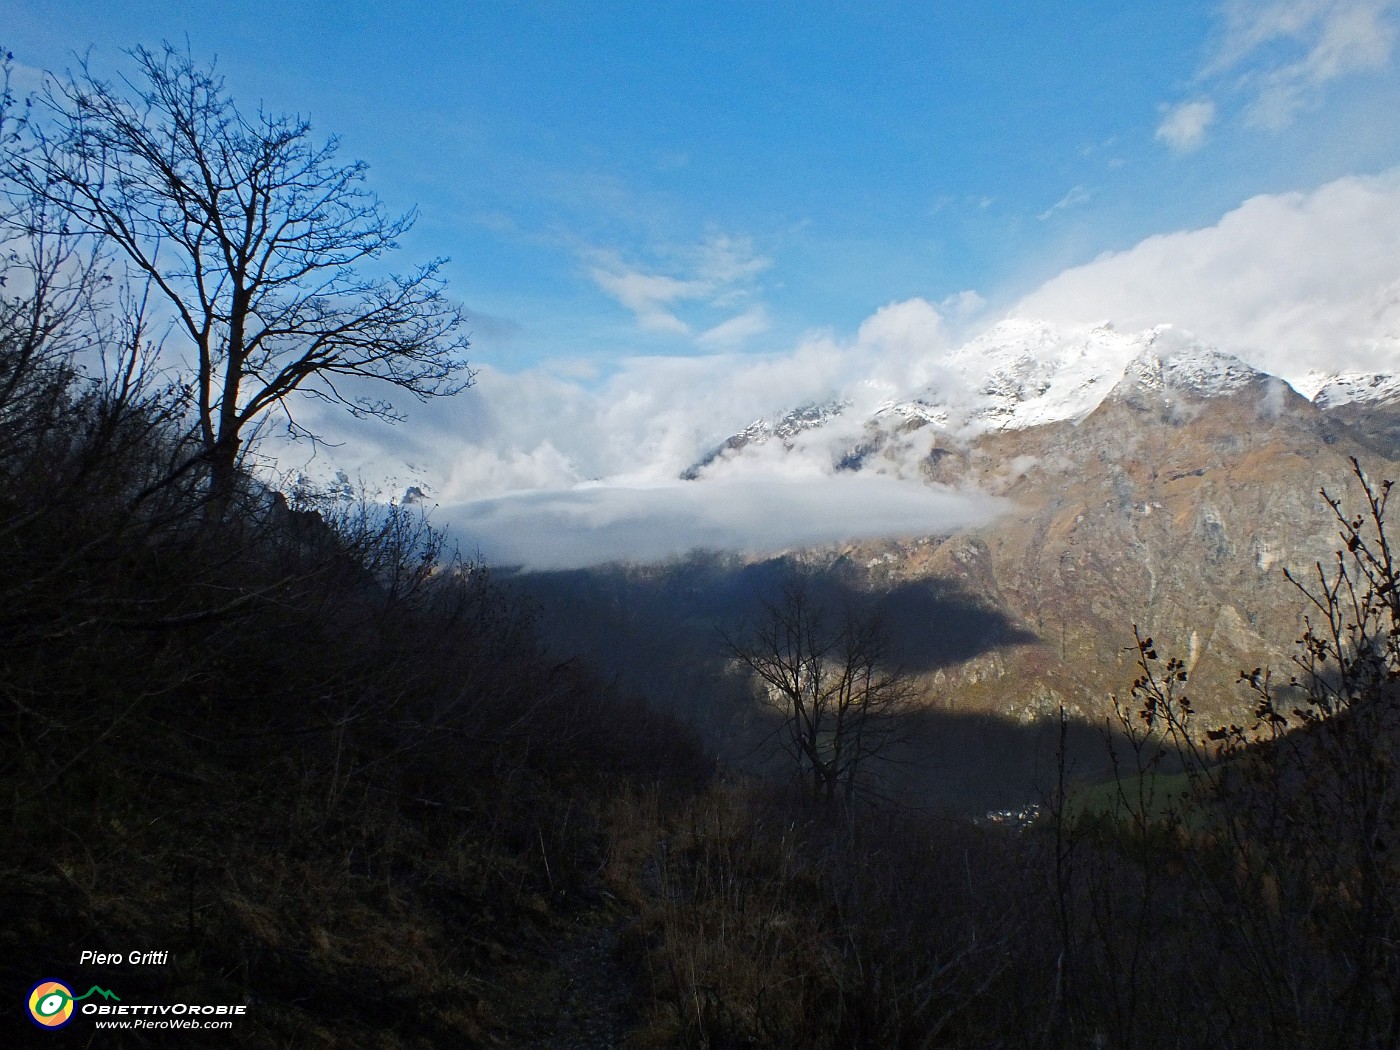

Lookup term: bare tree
[1090,458,1400,1047]
[7,44,472,504]
[724,573,913,801]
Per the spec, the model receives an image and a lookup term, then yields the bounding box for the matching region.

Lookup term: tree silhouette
[724,573,913,801]
[8,44,472,505]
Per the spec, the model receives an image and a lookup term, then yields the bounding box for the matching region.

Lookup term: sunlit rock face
[686,321,1400,724]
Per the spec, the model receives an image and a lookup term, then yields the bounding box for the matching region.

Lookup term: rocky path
[514,909,641,1049]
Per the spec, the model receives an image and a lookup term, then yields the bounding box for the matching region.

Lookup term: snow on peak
[680,399,849,479]
[893,319,1117,432]
[1311,372,1400,410]
[1118,332,1270,399]
[685,319,1293,482]
[899,319,1240,433]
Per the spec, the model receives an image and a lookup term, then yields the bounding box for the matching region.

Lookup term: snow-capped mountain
[904,319,1154,433]
[1112,340,1276,401]
[277,450,437,507]
[1311,371,1400,409]
[665,316,1400,723]
[684,318,1396,482]
[684,321,1313,480]
[681,400,850,480]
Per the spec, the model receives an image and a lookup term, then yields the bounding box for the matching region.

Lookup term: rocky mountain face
[683,321,1400,725]
[1314,372,1400,459]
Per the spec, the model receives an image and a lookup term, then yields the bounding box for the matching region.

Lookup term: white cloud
[275,295,957,514]
[939,289,988,321]
[439,474,1005,570]
[1245,2,1398,127]
[586,233,772,344]
[698,305,772,347]
[1210,0,1398,76]
[696,233,772,286]
[1037,185,1092,221]
[587,263,702,334]
[1188,0,1400,130]
[1013,165,1400,384]
[439,442,581,499]
[353,301,962,577]
[1155,99,1218,151]
[856,297,945,353]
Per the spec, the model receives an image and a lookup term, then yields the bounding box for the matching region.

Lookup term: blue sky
[8,1,1399,371]
[6,2,1400,565]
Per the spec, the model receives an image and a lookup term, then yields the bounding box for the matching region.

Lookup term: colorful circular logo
[28,980,75,1028]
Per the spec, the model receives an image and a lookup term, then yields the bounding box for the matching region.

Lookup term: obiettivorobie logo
[27,980,120,1028]
[26,976,248,1031]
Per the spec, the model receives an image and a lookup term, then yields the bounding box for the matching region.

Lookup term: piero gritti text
[80,950,170,966]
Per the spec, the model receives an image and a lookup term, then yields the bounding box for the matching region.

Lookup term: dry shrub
[608,779,1031,1049]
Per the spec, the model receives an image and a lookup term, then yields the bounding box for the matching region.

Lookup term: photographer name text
[80,950,170,966]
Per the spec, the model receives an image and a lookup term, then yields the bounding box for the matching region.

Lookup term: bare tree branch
[5,43,473,506]
[723,571,915,801]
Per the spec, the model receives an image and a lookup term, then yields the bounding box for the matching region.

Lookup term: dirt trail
[516,912,640,1049]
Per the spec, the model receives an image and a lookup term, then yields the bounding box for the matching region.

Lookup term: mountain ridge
[682,319,1394,482]
[675,320,1399,722]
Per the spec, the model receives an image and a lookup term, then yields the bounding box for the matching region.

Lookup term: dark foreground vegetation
[5,42,1400,1050]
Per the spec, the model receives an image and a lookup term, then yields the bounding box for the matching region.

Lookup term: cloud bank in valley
[440,475,1006,571]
